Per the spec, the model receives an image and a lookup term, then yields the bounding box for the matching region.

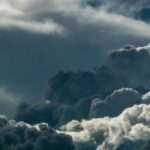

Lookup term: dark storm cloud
[44,44,150,103]
[89,88,141,118]
[15,44,150,127]
[15,97,93,127]
[107,45,150,88]
[10,43,150,150]
[15,101,54,126]
[0,115,76,150]
[44,71,97,103]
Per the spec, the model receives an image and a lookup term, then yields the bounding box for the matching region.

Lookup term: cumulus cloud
[15,96,93,127]
[0,115,76,150]
[107,44,150,88]
[38,44,150,127]
[15,101,54,126]
[44,71,97,104]
[13,43,150,130]
[43,44,150,99]
[61,104,150,150]
[15,87,142,128]
[89,88,141,118]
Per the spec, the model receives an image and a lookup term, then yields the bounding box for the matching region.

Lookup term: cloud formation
[0,115,76,150]
[44,44,150,103]
[0,0,66,34]
[1,0,150,37]
[89,88,141,118]
[2,42,150,149]
[16,43,150,127]
[61,104,150,150]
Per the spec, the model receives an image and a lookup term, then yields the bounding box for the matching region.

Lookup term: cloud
[0,18,65,35]
[30,44,150,127]
[15,87,142,128]
[0,115,76,150]
[44,44,150,105]
[142,92,150,104]
[89,88,141,118]
[1,0,150,102]
[61,104,150,150]
[1,0,150,37]
[15,96,92,127]
[44,71,97,104]
[15,101,54,126]
[107,44,150,88]
[0,0,66,34]
[37,43,150,126]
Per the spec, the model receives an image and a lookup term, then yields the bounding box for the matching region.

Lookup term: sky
[1,1,150,150]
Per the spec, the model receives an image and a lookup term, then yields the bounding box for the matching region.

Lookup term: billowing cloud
[1,0,150,102]
[15,101,54,126]
[23,44,150,127]
[89,88,141,118]
[15,88,143,128]
[44,71,97,104]
[107,44,150,88]
[0,115,76,150]
[61,104,150,150]
[25,43,150,131]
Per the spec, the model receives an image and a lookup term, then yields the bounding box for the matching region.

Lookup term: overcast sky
[1,0,150,105]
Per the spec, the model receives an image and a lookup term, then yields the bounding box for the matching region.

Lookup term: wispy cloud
[0,18,65,34]
[1,0,150,37]
[0,0,66,34]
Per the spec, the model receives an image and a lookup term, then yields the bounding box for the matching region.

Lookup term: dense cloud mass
[15,44,150,128]
[1,0,150,105]
[44,44,150,102]
[0,115,76,150]
[61,104,150,150]
[89,88,141,118]
[2,43,150,149]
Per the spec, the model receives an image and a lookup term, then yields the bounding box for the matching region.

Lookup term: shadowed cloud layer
[0,115,76,150]
[15,44,150,127]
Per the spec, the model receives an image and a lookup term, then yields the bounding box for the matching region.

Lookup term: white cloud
[142,92,150,104]
[76,8,150,38]
[0,17,65,34]
[1,0,150,37]
[0,0,66,34]
[61,104,150,150]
